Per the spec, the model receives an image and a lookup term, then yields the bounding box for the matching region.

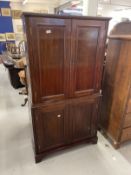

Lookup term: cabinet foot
[91,136,98,144]
[113,141,120,149]
[35,155,43,163]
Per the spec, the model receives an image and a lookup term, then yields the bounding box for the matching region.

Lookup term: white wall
[110,0,131,6]
[10,2,57,13]
[98,3,131,33]
[10,1,60,44]
[59,0,71,5]
[83,0,98,16]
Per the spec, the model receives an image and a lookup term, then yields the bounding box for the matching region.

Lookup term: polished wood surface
[127,99,131,113]
[109,35,131,40]
[69,99,98,142]
[25,17,71,104]
[33,104,66,152]
[124,114,131,128]
[24,13,110,162]
[71,19,107,97]
[100,22,131,148]
[121,127,131,142]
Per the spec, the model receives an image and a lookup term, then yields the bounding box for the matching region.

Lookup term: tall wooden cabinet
[23,13,110,162]
[100,22,131,148]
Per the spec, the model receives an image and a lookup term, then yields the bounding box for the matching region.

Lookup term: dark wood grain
[24,14,109,162]
[71,19,107,98]
[126,99,131,113]
[34,105,65,152]
[69,99,98,142]
[124,113,131,128]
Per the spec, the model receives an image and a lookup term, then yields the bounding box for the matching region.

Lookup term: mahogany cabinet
[23,13,110,162]
[100,22,131,148]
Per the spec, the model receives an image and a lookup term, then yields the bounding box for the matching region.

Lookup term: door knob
[45,29,52,34]
[57,114,61,118]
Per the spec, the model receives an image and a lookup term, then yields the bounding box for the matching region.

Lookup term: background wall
[0,1,14,53]
[10,1,59,13]
[10,0,60,44]
[98,0,131,33]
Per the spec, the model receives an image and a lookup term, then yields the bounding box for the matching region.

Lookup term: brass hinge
[99,89,102,95]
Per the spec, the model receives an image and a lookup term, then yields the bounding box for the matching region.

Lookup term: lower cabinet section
[31,97,99,162]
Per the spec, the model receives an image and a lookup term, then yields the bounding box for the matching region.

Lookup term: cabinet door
[70,19,107,97]
[26,17,71,104]
[33,104,67,153]
[69,98,98,142]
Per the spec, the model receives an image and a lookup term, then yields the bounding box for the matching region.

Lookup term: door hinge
[99,89,102,95]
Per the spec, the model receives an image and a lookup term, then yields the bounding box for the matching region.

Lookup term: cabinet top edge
[23,12,111,21]
[109,34,131,40]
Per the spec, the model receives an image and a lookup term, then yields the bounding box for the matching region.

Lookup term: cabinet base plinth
[99,128,121,149]
[91,136,98,144]
[35,155,43,163]
[34,136,98,163]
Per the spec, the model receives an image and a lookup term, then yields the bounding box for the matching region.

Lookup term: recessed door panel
[69,98,98,142]
[76,27,99,90]
[71,20,107,97]
[38,26,64,97]
[33,105,66,153]
[27,17,71,104]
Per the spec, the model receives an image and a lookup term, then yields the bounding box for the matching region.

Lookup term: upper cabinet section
[24,14,110,105]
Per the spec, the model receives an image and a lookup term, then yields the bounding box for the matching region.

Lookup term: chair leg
[19,91,23,95]
[21,98,28,107]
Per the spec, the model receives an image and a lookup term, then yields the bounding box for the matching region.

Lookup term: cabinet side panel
[24,17,34,104]
[101,40,131,141]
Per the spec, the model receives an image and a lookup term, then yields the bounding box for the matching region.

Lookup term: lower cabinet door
[33,105,66,153]
[32,98,99,153]
[69,99,98,142]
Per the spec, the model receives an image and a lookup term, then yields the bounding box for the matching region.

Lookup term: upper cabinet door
[26,17,71,104]
[70,19,107,98]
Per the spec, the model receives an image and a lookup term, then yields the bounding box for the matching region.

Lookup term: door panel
[27,17,71,104]
[33,104,66,153]
[69,98,98,142]
[38,26,65,97]
[71,20,107,97]
[76,27,99,91]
